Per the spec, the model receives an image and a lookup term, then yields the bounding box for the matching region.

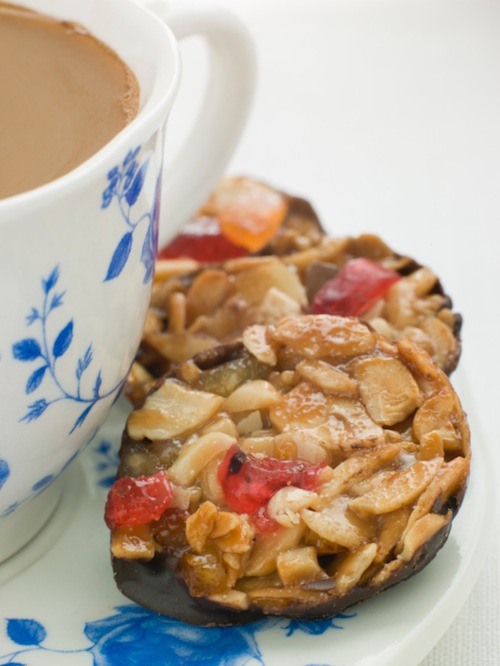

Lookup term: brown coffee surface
[0,3,140,199]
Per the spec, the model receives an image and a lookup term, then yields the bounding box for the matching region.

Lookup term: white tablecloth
[171,1,500,662]
[422,540,500,665]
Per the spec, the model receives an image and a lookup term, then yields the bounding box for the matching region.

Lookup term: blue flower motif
[31,475,54,492]
[92,438,120,488]
[0,604,355,665]
[140,174,161,284]
[85,606,266,666]
[102,146,159,283]
[123,147,141,166]
[12,266,125,433]
[282,613,356,637]
[0,459,10,491]
[6,618,47,647]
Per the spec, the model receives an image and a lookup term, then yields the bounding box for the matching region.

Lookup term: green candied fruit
[193,353,271,397]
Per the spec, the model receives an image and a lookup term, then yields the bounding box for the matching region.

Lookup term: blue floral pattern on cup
[11,266,126,434]
[0,605,354,665]
[102,146,160,284]
[0,460,9,492]
[4,145,159,505]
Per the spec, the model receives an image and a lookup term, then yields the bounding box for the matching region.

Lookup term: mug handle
[142,0,256,249]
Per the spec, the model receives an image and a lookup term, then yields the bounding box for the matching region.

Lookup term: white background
[169,0,500,663]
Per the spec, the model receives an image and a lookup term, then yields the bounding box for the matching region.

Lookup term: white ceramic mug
[0,0,255,562]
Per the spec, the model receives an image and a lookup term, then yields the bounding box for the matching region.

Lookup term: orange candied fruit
[209,178,289,253]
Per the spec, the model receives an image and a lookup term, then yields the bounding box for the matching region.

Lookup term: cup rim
[0,0,181,215]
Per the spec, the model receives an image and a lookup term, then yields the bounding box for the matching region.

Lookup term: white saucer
[0,379,491,666]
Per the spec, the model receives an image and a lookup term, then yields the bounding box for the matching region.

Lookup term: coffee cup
[0,0,255,562]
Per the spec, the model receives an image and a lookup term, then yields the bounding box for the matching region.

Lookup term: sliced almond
[272,315,376,359]
[245,524,305,577]
[301,497,368,550]
[413,388,469,456]
[242,324,278,366]
[167,432,235,486]
[399,512,451,562]
[349,458,442,516]
[233,258,306,307]
[353,356,422,426]
[267,487,318,528]
[127,379,225,441]
[313,443,401,508]
[332,543,378,593]
[296,359,359,396]
[224,379,281,413]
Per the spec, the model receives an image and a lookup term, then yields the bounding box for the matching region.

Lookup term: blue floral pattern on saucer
[91,438,120,489]
[0,419,356,664]
[0,605,353,665]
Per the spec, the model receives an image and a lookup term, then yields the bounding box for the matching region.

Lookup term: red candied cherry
[157,216,248,262]
[312,257,401,317]
[217,444,326,517]
[104,470,174,530]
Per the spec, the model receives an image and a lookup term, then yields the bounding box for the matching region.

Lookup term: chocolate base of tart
[112,520,451,627]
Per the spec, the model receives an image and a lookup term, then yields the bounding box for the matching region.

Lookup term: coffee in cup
[0,2,140,199]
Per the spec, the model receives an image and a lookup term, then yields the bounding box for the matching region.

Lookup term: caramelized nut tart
[125,178,461,407]
[109,315,470,625]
